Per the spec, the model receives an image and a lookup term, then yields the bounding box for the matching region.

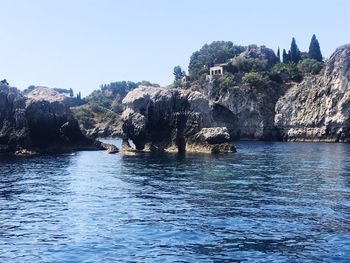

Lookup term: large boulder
[239,45,279,66]
[121,86,235,153]
[0,84,117,154]
[186,127,235,153]
[275,44,350,141]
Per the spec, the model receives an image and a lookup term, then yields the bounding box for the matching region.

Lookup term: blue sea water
[0,140,350,262]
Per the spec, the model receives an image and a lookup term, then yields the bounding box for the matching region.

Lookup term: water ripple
[1,141,350,262]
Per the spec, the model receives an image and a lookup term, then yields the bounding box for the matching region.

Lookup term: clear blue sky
[0,0,349,95]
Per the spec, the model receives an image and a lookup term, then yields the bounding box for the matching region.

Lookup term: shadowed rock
[0,84,118,155]
[121,86,235,154]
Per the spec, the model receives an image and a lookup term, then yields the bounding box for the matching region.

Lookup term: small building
[209,65,224,76]
[207,63,228,81]
[209,63,228,76]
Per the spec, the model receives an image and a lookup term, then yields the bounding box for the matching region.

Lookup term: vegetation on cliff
[72,80,159,138]
[73,35,326,141]
[186,35,324,89]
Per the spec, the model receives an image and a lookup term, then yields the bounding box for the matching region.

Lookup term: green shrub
[188,41,246,79]
[217,73,236,89]
[297,59,324,75]
[229,57,269,73]
[269,63,303,83]
[242,72,268,87]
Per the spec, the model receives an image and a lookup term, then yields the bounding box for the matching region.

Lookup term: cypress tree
[282,49,289,63]
[173,65,184,82]
[309,34,323,61]
[277,47,281,62]
[290,37,301,63]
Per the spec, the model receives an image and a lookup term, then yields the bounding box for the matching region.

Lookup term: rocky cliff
[193,81,287,140]
[190,46,288,140]
[121,86,235,153]
[0,84,117,155]
[275,44,350,142]
[72,81,159,138]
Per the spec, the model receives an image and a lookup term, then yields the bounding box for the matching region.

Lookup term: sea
[1,140,350,262]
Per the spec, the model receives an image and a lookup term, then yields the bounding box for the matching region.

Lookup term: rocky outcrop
[186,127,235,153]
[0,84,117,155]
[210,83,287,140]
[275,44,350,142]
[71,103,123,138]
[85,121,123,138]
[73,81,159,139]
[0,83,29,153]
[121,86,235,153]
[189,45,287,140]
[239,45,279,66]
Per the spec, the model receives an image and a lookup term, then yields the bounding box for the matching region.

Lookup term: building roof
[211,62,229,68]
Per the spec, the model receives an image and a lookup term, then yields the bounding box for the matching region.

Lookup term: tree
[297,58,323,75]
[173,66,185,82]
[308,34,323,62]
[290,37,301,63]
[282,49,290,63]
[242,72,268,87]
[277,47,281,63]
[77,91,81,101]
[69,88,74,97]
[270,63,303,83]
[188,41,246,79]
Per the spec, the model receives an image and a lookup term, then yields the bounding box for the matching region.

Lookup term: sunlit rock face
[275,45,350,142]
[121,86,235,153]
[0,84,113,155]
[190,46,287,140]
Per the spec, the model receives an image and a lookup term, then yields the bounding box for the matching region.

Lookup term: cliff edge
[0,84,117,155]
[275,45,350,141]
[121,86,235,154]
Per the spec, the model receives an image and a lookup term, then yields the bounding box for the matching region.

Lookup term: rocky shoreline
[0,84,118,156]
[102,44,348,149]
[2,44,350,155]
[275,45,350,142]
[121,87,236,154]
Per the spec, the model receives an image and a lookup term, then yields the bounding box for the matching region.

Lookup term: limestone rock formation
[71,103,123,138]
[186,127,235,153]
[0,84,117,155]
[191,80,287,140]
[121,86,235,153]
[239,45,279,66]
[211,83,287,140]
[0,83,29,153]
[188,45,286,140]
[275,44,350,142]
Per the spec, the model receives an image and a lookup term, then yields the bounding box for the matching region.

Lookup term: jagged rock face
[192,81,287,140]
[189,46,285,140]
[0,83,29,153]
[121,86,235,153]
[275,45,350,141]
[0,85,111,154]
[187,127,235,153]
[216,84,286,139]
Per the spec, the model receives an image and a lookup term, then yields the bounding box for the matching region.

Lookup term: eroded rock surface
[275,44,350,141]
[0,84,117,154]
[121,86,235,153]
